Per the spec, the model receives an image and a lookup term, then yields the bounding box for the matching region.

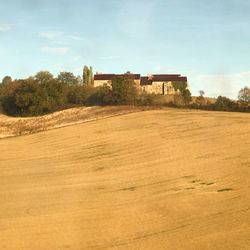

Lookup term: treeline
[0,68,249,116]
[0,69,141,116]
[0,68,95,116]
[186,88,250,112]
[0,69,192,116]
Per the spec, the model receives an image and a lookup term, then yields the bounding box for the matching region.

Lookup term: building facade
[94,73,188,95]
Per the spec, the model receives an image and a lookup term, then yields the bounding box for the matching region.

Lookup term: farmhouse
[94,73,188,95]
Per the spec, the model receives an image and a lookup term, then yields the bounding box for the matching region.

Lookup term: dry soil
[0,108,249,249]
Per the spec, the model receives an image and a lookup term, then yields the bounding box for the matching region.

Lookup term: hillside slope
[0,106,147,139]
[0,109,249,249]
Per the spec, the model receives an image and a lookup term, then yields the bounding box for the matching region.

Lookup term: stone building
[93,73,188,95]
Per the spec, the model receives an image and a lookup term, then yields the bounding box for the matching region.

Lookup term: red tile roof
[94,74,141,80]
[140,77,152,85]
[141,75,187,85]
[151,74,182,81]
[94,74,115,80]
[94,74,187,85]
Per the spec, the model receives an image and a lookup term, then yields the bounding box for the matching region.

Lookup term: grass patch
[190,179,201,183]
[201,182,215,186]
[206,182,214,186]
[217,188,233,192]
[121,187,136,192]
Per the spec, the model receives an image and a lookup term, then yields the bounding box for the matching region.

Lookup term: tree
[67,85,94,104]
[57,71,78,85]
[34,71,54,84]
[89,66,94,85]
[111,75,138,105]
[199,90,205,97]
[0,78,50,116]
[214,96,237,111]
[86,85,112,105]
[82,65,94,85]
[182,89,192,104]
[196,90,206,105]
[1,76,12,85]
[172,81,192,104]
[40,78,68,111]
[238,86,250,103]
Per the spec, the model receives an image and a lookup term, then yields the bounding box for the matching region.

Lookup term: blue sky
[1,0,250,98]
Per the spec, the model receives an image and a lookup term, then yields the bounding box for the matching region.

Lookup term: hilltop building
[93,73,188,95]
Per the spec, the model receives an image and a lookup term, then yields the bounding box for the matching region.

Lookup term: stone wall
[141,82,163,94]
[94,79,184,95]
[163,82,178,95]
[141,81,180,95]
[94,79,141,90]
[93,80,112,88]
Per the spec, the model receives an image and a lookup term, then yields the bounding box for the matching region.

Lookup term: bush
[213,96,238,111]
[86,86,112,106]
[1,79,48,116]
[137,93,155,106]
[0,77,69,116]
[111,75,138,105]
[39,78,68,112]
[67,85,94,104]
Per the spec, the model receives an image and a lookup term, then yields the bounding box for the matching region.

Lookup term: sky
[0,0,250,98]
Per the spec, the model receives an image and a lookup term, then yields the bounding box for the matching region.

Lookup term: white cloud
[0,24,11,32]
[52,40,68,45]
[191,71,250,99]
[67,35,81,41]
[99,55,121,60]
[39,31,62,39]
[39,32,82,42]
[41,46,69,55]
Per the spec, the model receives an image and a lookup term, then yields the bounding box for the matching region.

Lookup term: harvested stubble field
[0,107,249,250]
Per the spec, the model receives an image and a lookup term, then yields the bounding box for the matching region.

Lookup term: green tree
[35,71,54,84]
[214,96,237,111]
[172,81,192,104]
[67,85,94,104]
[111,75,138,105]
[182,89,192,104]
[40,78,68,111]
[57,71,78,85]
[1,76,12,85]
[87,85,112,105]
[82,65,94,85]
[1,78,50,116]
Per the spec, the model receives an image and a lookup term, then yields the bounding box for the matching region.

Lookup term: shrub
[86,86,112,106]
[213,96,238,111]
[182,89,192,104]
[111,75,138,105]
[67,85,94,104]
[136,93,156,106]
[1,79,48,116]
